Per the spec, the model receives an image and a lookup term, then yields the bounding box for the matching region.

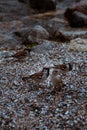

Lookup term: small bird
[53,63,72,74]
[22,67,49,84]
[30,67,49,81]
[51,68,65,93]
[22,67,50,91]
[50,63,72,93]
[12,48,30,59]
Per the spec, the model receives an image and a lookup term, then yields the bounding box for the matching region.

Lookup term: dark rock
[18,0,28,3]
[29,0,56,12]
[19,25,49,48]
[72,11,87,27]
[64,9,87,27]
[28,25,49,43]
[74,0,87,15]
[54,30,70,42]
[64,1,87,27]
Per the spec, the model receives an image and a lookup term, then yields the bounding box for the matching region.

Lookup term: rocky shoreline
[0,0,87,129]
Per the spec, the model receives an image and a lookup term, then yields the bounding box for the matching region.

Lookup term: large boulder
[64,9,87,27]
[64,0,87,27]
[29,0,56,12]
[28,25,49,43]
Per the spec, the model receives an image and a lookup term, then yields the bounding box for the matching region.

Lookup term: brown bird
[12,48,30,58]
[51,68,65,93]
[30,67,49,81]
[22,67,50,91]
[22,67,49,83]
[51,63,72,93]
[54,63,72,72]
